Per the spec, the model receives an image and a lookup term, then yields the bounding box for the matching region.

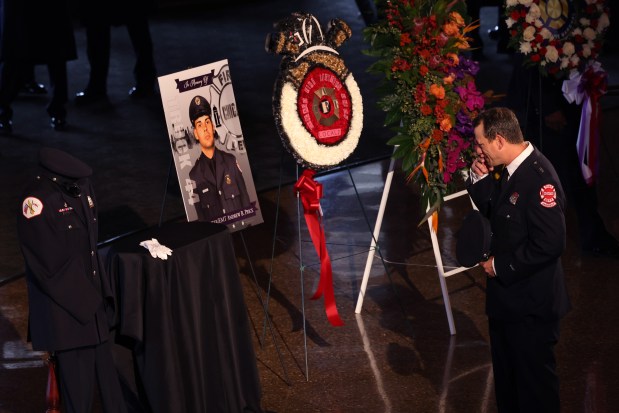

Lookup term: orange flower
[446,53,459,66]
[443,73,456,85]
[429,84,445,99]
[420,104,432,115]
[439,117,452,132]
[442,21,459,37]
[449,11,465,27]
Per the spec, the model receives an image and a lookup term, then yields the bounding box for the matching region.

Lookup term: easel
[354,148,475,336]
[159,156,290,384]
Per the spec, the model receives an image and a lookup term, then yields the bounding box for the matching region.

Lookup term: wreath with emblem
[266,12,363,171]
[505,0,610,79]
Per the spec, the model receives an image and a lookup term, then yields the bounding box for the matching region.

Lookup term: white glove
[139,238,173,260]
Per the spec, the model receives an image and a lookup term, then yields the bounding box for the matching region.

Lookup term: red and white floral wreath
[267,12,363,171]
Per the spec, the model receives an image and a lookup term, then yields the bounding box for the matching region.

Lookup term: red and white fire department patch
[22,197,43,219]
[539,184,557,208]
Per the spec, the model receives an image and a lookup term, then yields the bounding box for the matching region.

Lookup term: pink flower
[455,81,484,111]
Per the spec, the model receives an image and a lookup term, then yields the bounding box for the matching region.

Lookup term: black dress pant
[0,60,68,119]
[56,339,128,413]
[489,317,561,413]
[83,16,156,94]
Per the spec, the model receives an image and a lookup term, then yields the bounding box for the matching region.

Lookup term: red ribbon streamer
[294,169,344,326]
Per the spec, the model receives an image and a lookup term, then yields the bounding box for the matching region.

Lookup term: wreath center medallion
[298,67,351,146]
[539,0,575,38]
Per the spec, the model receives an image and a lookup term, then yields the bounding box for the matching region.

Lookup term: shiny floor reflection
[232,159,619,413]
[1,159,619,413]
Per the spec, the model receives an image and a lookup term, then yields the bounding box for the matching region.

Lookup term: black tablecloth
[105,221,262,412]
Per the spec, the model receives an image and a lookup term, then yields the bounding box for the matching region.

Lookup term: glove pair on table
[139,238,173,260]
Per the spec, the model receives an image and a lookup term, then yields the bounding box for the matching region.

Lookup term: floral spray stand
[263,11,381,380]
[354,148,476,336]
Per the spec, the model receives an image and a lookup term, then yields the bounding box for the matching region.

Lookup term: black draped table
[104,221,262,412]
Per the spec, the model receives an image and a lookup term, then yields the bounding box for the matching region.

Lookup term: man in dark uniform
[466,108,571,413]
[16,148,127,413]
[188,95,251,222]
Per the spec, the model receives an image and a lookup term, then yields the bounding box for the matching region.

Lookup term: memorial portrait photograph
[158,60,263,231]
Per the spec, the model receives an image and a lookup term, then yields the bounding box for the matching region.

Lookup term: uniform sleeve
[17,192,102,325]
[234,160,251,207]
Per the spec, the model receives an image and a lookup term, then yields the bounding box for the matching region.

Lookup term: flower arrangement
[363,0,485,227]
[267,12,363,171]
[505,0,610,79]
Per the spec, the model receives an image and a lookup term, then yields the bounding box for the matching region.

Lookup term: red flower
[400,33,412,46]
[431,129,443,142]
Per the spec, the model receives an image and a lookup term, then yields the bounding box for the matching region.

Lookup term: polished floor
[2,1,619,412]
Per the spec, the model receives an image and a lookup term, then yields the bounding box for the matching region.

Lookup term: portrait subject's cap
[188,95,212,124]
[39,147,92,179]
[456,210,492,268]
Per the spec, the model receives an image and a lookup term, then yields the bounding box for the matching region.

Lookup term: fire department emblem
[266,12,363,170]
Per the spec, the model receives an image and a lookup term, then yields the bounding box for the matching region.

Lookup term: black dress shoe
[128,86,158,99]
[0,118,13,134]
[50,117,67,131]
[21,81,48,95]
[75,90,108,105]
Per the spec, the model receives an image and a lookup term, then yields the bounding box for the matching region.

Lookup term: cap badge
[195,96,201,105]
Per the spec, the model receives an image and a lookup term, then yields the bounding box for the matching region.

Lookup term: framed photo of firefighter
[158,59,263,231]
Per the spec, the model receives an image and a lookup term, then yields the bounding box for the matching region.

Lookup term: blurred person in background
[0,0,76,132]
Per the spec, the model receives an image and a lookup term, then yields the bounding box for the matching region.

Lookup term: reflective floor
[3,159,619,412]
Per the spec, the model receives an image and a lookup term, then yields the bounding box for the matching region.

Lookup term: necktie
[500,168,509,189]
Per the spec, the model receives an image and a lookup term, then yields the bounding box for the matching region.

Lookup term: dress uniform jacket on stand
[16,148,126,413]
[189,148,251,222]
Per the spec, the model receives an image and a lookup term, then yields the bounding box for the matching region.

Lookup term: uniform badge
[58,203,73,215]
[87,196,94,208]
[22,197,43,219]
[509,192,519,205]
[225,174,231,185]
[539,184,557,208]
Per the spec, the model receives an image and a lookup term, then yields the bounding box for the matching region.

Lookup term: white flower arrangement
[278,75,363,169]
[505,0,610,79]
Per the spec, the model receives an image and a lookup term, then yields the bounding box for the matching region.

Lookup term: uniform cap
[189,95,211,124]
[456,210,492,268]
[39,147,92,179]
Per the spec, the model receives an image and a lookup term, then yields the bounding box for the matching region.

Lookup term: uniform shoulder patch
[539,184,556,208]
[22,197,44,219]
